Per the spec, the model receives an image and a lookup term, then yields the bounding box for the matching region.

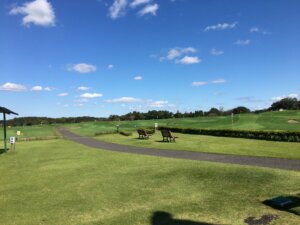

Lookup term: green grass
[0,140,299,225]
[2,124,60,140]
[95,132,300,160]
[63,110,300,137]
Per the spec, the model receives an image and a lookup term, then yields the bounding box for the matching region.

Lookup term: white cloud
[272,93,299,102]
[31,86,43,91]
[235,40,251,45]
[9,0,55,27]
[109,0,128,19]
[44,87,52,91]
[147,100,168,108]
[176,56,201,64]
[68,63,97,73]
[250,27,260,33]
[134,76,142,80]
[31,86,53,91]
[106,97,142,103]
[249,27,272,35]
[0,82,26,92]
[211,79,226,84]
[165,47,197,60]
[210,48,224,56]
[204,22,238,32]
[138,3,159,16]
[77,86,90,91]
[192,79,227,87]
[80,93,103,98]
[192,81,208,87]
[130,0,151,8]
[58,93,68,97]
[107,64,114,69]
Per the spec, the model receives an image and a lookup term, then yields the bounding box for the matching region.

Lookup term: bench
[161,129,178,142]
[137,129,151,139]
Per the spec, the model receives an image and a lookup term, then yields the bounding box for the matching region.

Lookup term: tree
[270,98,299,110]
[232,106,251,114]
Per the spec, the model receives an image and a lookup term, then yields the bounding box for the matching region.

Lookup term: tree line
[5,97,300,126]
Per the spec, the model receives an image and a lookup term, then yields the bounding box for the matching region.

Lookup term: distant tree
[232,106,251,114]
[207,107,221,116]
[270,97,299,110]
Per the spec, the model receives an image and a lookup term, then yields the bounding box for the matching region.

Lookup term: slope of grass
[95,132,300,160]
[0,140,299,225]
[64,110,300,137]
[2,124,60,140]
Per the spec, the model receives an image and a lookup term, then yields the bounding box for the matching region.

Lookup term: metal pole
[3,113,7,152]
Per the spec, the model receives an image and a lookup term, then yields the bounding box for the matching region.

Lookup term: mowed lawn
[0,140,299,225]
[95,132,300,160]
[64,110,300,137]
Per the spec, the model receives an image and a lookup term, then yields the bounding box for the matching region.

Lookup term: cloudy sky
[1,0,300,118]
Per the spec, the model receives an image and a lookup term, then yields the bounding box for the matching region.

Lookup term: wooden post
[3,113,7,152]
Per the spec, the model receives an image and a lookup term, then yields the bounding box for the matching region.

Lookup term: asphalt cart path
[58,127,300,171]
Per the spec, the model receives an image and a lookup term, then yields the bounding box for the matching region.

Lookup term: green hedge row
[158,127,300,143]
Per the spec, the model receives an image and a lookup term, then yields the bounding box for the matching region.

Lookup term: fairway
[0,140,299,225]
[95,132,300,160]
[63,111,300,137]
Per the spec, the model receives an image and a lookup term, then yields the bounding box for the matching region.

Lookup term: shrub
[158,127,300,143]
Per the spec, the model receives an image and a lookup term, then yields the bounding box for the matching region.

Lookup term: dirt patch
[288,119,300,124]
[244,214,279,225]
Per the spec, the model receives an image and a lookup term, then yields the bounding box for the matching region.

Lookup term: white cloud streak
[58,93,69,97]
[109,0,128,19]
[77,86,90,91]
[130,0,151,8]
[192,79,227,87]
[138,3,159,16]
[134,76,142,80]
[68,63,97,73]
[204,22,238,32]
[210,48,224,56]
[235,40,251,45]
[9,0,55,27]
[80,93,103,98]
[272,93,299,102]
[176,56,201,64]
[106,97,142,103]
[0,82,26,92]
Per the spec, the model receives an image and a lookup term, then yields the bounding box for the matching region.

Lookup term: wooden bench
[137,129,151,139]
[161,129,178,142]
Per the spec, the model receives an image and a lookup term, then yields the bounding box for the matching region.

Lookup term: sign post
[154,123,158,133]
[10,137,15,151]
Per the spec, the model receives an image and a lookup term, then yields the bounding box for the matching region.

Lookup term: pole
[3,113,7,152]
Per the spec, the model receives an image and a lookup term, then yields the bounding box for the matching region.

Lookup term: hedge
[158,127,300,143]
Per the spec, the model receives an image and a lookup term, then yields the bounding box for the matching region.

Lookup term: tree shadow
[262,194,300,216]
[150,211,221,225]
[0,148,7,155]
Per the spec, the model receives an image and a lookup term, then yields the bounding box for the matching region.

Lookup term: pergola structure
[0,107,18,152]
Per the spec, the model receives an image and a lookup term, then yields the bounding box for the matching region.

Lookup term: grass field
[64,110,300,137]
[3,124,60,140]
[0,140,299,225]
[95,132,300,160]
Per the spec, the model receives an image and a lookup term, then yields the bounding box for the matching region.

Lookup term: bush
[158,127,300,143]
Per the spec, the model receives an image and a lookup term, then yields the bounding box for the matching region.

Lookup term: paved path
[58,128,300,171]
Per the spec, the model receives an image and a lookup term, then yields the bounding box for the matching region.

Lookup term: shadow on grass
[0,148,8,155]
[150,211,221,225]
[262,194,300,216]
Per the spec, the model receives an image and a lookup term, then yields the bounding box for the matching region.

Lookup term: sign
[10,137,15,144]
[17,131,21,136]
[154,123,158,128]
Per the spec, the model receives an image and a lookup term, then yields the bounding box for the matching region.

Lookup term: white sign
[154,123,158,128]
[10,137,15,144]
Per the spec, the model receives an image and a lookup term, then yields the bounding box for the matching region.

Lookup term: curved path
[58,128,300,171]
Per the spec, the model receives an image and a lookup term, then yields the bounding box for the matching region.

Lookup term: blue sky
[1,0,300,118]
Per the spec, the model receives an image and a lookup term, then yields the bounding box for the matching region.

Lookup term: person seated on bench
[161,129,178,142]
[137,129,151,139]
